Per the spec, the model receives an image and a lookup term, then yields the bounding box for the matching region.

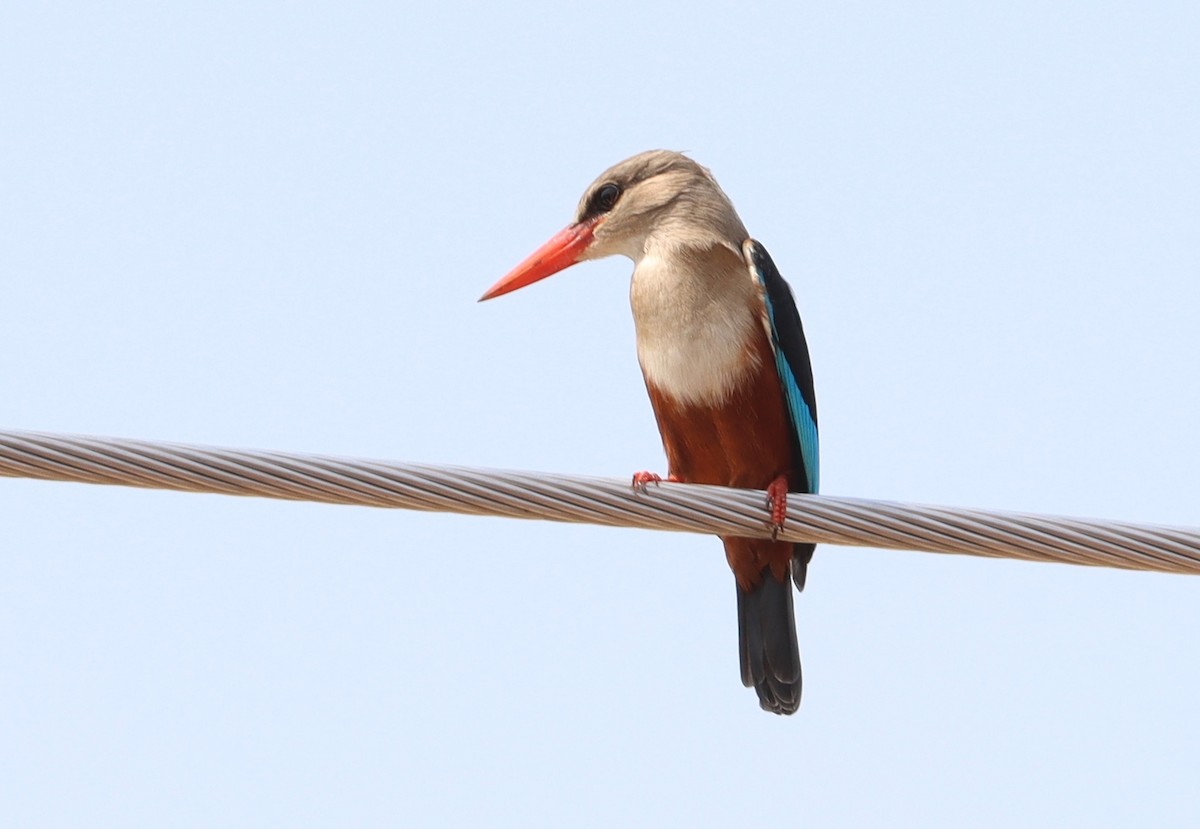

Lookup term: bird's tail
[736,564,802,715]
[792,542,815,592]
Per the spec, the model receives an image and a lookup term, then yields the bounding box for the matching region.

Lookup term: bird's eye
[592,183,621,214]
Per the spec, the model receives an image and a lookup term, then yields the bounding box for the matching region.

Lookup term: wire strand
[1,428,1196,575]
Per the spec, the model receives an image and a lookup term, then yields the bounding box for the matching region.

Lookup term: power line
[1,428,1196,575]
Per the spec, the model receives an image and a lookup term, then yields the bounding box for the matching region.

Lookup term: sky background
[3,1,1199,826]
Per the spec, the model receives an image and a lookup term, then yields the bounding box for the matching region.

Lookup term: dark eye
[592,183,621,214]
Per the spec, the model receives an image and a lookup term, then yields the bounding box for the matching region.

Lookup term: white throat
[628,244,761,406]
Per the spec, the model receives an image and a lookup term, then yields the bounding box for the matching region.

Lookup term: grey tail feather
[792,542,815,592]
[737,564,801,715]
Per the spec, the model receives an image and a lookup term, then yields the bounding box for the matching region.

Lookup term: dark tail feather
[737,566,801,715]
[792,542,815,592]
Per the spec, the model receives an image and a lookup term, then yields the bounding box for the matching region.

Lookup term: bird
[479,150,819,715]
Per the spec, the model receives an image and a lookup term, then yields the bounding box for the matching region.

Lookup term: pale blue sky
[3,2,1199,826]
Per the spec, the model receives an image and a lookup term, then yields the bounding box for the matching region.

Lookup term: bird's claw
[631,471,663,492]
[631,471,681,492]
[766,475,789,540]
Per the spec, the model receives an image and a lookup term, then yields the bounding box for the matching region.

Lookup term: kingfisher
[479,150,819,715]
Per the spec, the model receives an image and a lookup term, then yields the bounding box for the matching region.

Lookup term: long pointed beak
[479,219,598,302]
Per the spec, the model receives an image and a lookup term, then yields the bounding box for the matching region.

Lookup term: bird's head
[479,150,747,301]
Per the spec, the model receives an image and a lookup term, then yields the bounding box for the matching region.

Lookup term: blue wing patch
[745,240,819,494]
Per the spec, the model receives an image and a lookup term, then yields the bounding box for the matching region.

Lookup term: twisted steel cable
[1,428,1197,575]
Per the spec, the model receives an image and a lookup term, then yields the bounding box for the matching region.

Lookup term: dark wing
[745,239,819,495]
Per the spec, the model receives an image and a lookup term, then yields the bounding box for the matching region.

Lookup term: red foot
[766,475,789,540]
[631,471,680,492]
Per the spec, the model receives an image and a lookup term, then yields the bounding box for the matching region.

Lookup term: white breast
[628,250,761,407]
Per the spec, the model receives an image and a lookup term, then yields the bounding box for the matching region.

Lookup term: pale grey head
[574,150,750,263]
[479,150,753,302]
